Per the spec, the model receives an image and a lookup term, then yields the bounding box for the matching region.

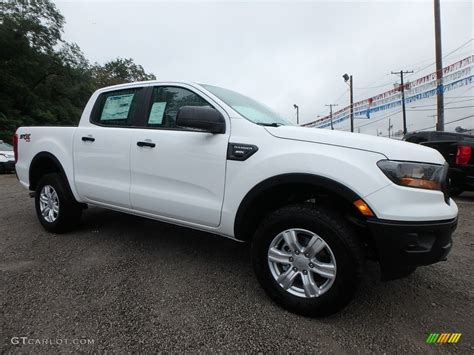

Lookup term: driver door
[130,85,229,227]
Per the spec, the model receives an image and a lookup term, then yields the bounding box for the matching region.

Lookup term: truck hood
[0,150,14,160]
[265,126,446,164]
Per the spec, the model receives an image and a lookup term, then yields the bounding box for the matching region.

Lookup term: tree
[0,0,64,53]
[91,58,156,88]
[0,0,155,143]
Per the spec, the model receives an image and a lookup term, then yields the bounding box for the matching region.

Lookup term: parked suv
[0,140,15,174]
[14,81,458,316]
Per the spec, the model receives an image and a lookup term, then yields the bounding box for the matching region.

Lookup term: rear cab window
[90,88,141,127]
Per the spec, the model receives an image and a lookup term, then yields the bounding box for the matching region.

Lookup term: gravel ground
[1,173,473,353]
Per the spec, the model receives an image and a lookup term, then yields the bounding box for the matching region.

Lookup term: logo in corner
[20,133,31,142]
[426,333,462,344]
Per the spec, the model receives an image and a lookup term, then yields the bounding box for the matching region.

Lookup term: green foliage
[1,0,64,52]
[0,0,156,143]
[91,58,156,88]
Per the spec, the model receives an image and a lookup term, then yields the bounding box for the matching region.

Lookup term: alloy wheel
[267,228,337,298]
[39,185,59,223]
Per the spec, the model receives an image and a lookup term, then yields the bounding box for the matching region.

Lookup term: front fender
[219,138,391,237]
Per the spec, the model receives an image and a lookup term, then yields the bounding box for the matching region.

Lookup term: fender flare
[29,152,74,195]
[233,173,363,240]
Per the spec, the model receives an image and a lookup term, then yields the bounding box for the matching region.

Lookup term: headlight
[377,160,447,191]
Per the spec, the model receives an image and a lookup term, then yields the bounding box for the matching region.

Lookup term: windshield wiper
[256,122,283,127]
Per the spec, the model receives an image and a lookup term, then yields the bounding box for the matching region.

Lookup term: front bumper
[367,218,457,280]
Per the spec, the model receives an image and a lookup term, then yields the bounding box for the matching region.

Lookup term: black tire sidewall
[35,173,81,233]
[252,205,362,317]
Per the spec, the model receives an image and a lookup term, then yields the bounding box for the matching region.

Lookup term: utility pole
[391,70,413,135]
[434,0,444,131]
[342,74,354,132]
[293,104,299,125]
[325,104,338,130]
[349,76,354,133]
[388,118,393,138]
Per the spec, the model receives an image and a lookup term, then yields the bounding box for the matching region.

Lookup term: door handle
[137,141,156,148]
[82,136,95,142]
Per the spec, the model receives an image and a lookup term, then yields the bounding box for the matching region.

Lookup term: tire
[35,173,82,233]
[252,204,364,317]
[449,185,464,197]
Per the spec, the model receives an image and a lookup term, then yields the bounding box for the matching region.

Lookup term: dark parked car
[0,140,15,174]
[404,131,474,196]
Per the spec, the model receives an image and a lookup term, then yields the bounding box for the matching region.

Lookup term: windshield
[201,84,294,126]
[0,142,13,151]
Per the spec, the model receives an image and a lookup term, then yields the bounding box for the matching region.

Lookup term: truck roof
[95,80,200,93]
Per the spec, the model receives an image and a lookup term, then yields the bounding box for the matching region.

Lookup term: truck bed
[15,127,77,190]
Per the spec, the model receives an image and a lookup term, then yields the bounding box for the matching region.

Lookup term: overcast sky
[56,0,473,129]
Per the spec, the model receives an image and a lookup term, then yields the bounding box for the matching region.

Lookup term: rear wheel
[252,204,364,317]
[35,173,82,233]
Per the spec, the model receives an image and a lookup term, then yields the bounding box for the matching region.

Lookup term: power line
[314,39,473,128]
[325,104,338,130]
[391,70,413,134]
[352,39,473,91]
[351,96,473,130]
[335,100,473,131]
[336,71,472,130]
[355,78,393,90]
[407,105,474,112]
[410,38,473,75]
[333,88,349,105]
[306,89,348,125]
[445,114,473,125]
[353,110,403,129]
[408,98,473,108]
[408,39,473,73]
[416,114,474,131]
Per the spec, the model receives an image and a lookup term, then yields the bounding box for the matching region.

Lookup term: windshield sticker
[101,94,134,120]
[148,102,167,124]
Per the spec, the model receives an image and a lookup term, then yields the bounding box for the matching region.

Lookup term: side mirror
[176,106,226,134]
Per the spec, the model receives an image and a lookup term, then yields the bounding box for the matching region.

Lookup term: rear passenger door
[73,87,146,208]
[129,85,229,227]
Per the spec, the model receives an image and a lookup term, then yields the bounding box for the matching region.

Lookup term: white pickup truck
[14,81,458,316]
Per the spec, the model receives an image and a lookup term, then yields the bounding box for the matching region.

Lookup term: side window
[91,88,140,127]
[147,86,211,128]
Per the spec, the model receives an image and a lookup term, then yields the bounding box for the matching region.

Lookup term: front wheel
[252,204,364,317]
[35,173,82,233]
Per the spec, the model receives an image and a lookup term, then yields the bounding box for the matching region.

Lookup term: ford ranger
[14,81,458,316]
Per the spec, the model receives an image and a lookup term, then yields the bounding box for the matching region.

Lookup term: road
[1,174,473,353]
